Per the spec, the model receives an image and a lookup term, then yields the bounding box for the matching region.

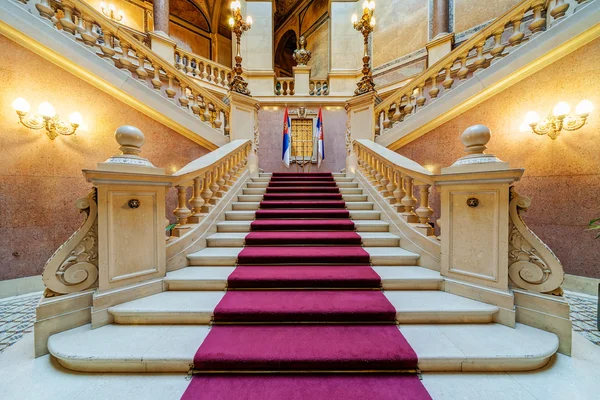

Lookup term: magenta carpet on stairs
[181,172,431,400]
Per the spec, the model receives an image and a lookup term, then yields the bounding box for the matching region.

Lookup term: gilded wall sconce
[521,100,593,140]
[100,2,124,22]
[12,98,83,140]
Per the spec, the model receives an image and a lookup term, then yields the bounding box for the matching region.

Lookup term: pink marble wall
[257,107,347,173]
[0,35,209,281]
[397,38,600,279]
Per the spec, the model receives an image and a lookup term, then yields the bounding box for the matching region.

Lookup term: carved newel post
[83,126,170,324]
[439,125,523,298]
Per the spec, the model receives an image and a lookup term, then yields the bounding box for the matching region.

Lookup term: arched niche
[274,29,297,77]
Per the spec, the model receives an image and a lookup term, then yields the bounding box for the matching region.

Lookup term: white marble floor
[0,328,599,400]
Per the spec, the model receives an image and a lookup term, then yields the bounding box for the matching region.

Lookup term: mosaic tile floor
[0,290,598,352]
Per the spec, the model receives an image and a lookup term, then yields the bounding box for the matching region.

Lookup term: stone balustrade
[24,0,230,134]
[169,139,251,237]
[174,48,233,92]
[274,77,295,96]
[354,139,436,238]
[309,79,329,96]
[374,0,593,136]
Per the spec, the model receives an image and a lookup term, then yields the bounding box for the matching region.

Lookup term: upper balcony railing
[174,48,233,93]
[374,0,594,136]
[25,0,230,134]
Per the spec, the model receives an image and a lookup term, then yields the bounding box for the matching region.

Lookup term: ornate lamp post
[352,1,376,96]
[229,0,252,96]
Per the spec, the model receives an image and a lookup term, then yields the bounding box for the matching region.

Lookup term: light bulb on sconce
[100,1,124,22]
[228,0,252,95]
[246,16,253,26]
[228,17,235,27]
[522,100,593,140]
[13,98,83,140]
[370,16,376,27]
[230,0,240,10]
[351,14,358,24]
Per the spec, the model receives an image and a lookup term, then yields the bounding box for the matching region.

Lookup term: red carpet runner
[182,172,431,399]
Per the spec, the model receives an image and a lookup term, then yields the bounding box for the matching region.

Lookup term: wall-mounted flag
[282,107,291,167]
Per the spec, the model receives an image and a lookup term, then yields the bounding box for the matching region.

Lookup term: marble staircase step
[165,266,442,291]
[106,289,496,325]
[47,323,559,372]
[224,210,380,221]
[216,220,390,233]
[205,232,400,248]
[230,201,374,211]
[187,246,419,267]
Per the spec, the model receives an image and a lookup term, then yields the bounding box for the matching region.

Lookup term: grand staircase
[48,171,559,388]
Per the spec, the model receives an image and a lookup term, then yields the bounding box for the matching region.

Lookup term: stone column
[431,0,450,38]
[153,0,169,35]
[426,0,454,66]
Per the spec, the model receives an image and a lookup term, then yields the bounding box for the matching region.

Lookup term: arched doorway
[274,30,297,77]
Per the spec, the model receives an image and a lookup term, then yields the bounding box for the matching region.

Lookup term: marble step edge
[186,247,420,266]
[165,266,443,291]
[216,220,391,233]
[224,210,381,221]
[243,188,363,195]
[206,232,400,247]
[106,289,499,325]
[47,323,558,373]
[232,202,374,210]
[237,194,369,202]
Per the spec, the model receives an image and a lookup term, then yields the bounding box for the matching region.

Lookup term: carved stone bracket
[42,188,99,297]
[253,103,260,155]
[508,186,564,294]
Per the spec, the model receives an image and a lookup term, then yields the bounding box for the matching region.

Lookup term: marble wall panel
[372,0,428,68]
[245,2,274,71]
[396,37,600,278]
[0,35,209,281]
[169,22,211,58]
[330,1,362,71]
[454,0,521,33]
[257,106,347,173]
[87,0,146,33]
[306,21,329,79]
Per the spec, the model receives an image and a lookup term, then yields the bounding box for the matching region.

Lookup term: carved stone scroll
[42,189,99,297]
[508,187,564,294]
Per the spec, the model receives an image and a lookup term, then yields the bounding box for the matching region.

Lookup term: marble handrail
[175,48,233,92]
[374,0,592,136]
[28,0,230,134]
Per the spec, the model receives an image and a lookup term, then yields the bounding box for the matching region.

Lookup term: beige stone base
[0,275,45,299]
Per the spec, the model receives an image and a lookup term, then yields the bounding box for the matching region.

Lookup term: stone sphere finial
[115,125,145,156]
[461,124,491,155]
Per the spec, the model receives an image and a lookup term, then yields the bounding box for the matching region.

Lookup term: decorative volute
[442,124,509,173]
[97,125,164,174]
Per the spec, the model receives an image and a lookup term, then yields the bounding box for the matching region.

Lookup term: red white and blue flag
[316,107,325,168]
[282,107,291,167]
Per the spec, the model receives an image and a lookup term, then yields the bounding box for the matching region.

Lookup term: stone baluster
[190,91,200,115]
[175,52,184,70]
[173,184,191,226]
[151,64,163,91]
[378,161,390,196]
[415,184,434,236]
[209,166,221,204]
[215,68,223,86]
[200,171,213,213]
[415,85,426,107]
[100,32,117,58]
[368,154,378,181]
[35,0,55,19]
[403,93,414,117]
[457,55,469,80]
[135,56,149,81]
[188,176,205,223]
[393,170,406,212]
[119,42,134,69]
[193,60,201,77]
[429,73,440,99]
[473,43,486,71]
[214,111,223,129]
[529,1,546,34]
[385,166,396,203]
[59,2,77,35]
[490,30,506,63]
[178,83,189,108]
[200,63,208,80]
[550,0,569,20]
[508,16,525,46]
[165,74,176,99]
[80,16,97,47]
[224,113,231,136]
[203,102,212,123]
[382,108,392,129]
[392,100,402,122]
[442,65,454,90]
[222,158,233,187]
[401,176,418,222]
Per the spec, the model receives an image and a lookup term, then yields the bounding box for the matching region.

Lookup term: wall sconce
[520,100,593,140]
[12,98,83,140]
[100,2,124,22]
